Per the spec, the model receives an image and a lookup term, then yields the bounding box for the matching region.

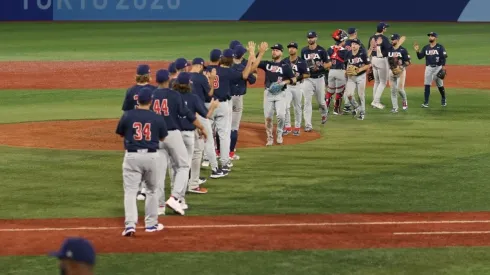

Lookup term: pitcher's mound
[0,120,321,150]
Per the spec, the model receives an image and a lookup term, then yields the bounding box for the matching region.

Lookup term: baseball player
[116,87,167,236]
[281,42,309,136]
[301,31,332,131]
[326,29,349,116]
[230,45,257,158]
[343,27,365,113]
[173,72,219,194]
[255,43,297,145]
[49,237,96,274]
[413,32,448,107]
[368,22,392,109]
[205,44,255,171]
[121,64,156,201]
[344,39,371,120]
[388,33,411,113]
[152,69,207,216]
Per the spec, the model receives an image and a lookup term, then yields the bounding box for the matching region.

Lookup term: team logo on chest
[388,52,402,58]
[426,49,439,55]
[292,64,298,72]
[349,57,364,65]
[266,64,283,74]
[304,53,320,60]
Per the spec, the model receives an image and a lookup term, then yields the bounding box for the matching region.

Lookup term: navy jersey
[179,92,208,131]
[281,57,309,79]
[206,66,243,101]
[300,45,330,78]
[169,78,178,88]
[258,60,295,88]
[368,34,392,57]
[231,63,256,96]
[326,45,349,70]
[115,109,168,151]
[388,46,411,66]
[190,72,212,103]
[344,39,365,51]
[345,49,371,75]
[151,88,196,131]
[240,58,248,66]
[121,84,156,111]
[416,43,447,66]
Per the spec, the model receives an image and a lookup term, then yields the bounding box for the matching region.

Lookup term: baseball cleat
[343,106,351,113]
[166,196,185,215]
[292,128,300,136]
[179,198,188,210]
[373,103,385,109]
[282,127,292,136]
[276,135,283,145]
[441,99,447,107]
[221,164,231,172]
[391,108,398,113]
[210,168,227,178]
[421,103,429,108]
[321,114,328,124]
[402,100,408,110]
[198,177,207,184]
[145,223,164,233]
[229,152,240,160]
[304,126,313,132]
[357,112,365,120]
[188,186,208,194]
[266,139,274,146]
[122,227,135,237]
[201,159,210,167]
[136,192,146,201]
[158,206,166,216]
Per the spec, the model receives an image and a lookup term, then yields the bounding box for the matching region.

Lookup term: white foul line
[1,220,490,232]
[394,231,490,235]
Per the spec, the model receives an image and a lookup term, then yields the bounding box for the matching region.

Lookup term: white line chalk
[1,220,490,232]
[394,231,490,235]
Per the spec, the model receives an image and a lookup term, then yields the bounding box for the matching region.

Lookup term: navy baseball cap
[350,38,361,45]
[175,58,188,70]
[229,40,242,50]
[168,62,177,74]
[347,27,357,35]
[391,33,401,40]
[234,45,247,59]
[136,87,154,103]
[223,49,235,58]
[271,43,284,51]
[156,69,170,83]
[427,32,438,37]
[192,57,205,65]
[177,72,191,85]
[307,31,318,38]
[377,22,389,31]
[48,237,96,266]
[210,49,222,62]
[287,42,298,49]
[136,64,150,75]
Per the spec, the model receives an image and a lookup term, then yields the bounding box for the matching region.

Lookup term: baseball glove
[269,82,285,95]
[306,58,316,70]
[346,65,358,76]
[367,67,374,82]
[436,69,446,79]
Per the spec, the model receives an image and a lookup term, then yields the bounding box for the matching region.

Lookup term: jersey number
[153,99,170,116]
[133,122,151,141]
[133,95,139,109]
[213,75,220,89]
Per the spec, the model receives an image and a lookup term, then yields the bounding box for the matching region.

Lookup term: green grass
[1,22,490,64]
[2,247,490,275]
[0,88,489,218]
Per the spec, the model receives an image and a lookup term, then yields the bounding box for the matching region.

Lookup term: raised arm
[249,42,268,73]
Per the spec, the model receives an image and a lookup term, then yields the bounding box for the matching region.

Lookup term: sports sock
[230,130,238,153]
[325,92,334,108]
[438,86,446,100]
[424,85,430,104]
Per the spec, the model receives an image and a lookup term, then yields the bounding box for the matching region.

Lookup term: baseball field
[0,21,490,274]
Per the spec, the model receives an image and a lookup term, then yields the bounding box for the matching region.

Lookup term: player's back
[120,109,165,150]
[122,84,156,111]
[151,88,184,131]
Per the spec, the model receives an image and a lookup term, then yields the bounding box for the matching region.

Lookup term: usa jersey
[326,45,349,70]
[416,43,447,66]
[300,45,330,78]
[388,46,411,66]
[345,49,371,75]
[281,57,309,78]
[257,61,295,88]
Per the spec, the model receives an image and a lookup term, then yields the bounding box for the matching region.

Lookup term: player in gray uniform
[343,27,365,113]
[388,33,411,113]
[414,32,448,107]
[344,39,371,120]
[152,69,207,216]
[369,22,392,109]
[301,31,332,131]
[117,88,167,236]
[282,42,310,136]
